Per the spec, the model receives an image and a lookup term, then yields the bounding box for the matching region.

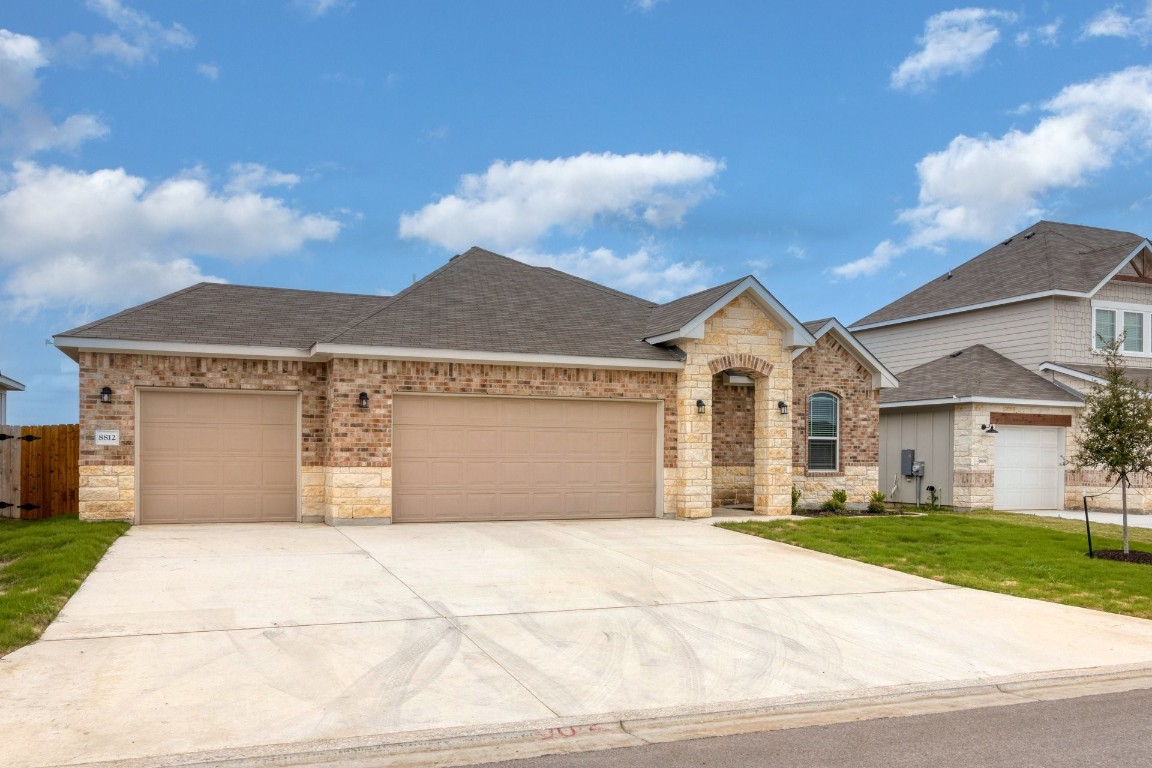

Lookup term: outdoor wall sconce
[100,387,112,404]
[778,400,789,416]
[696,399,706,414]
[358,392,370,409]
[981,423,998,434]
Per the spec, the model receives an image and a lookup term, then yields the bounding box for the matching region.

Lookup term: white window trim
[807,392,839,473]
[1092,300,1152,357]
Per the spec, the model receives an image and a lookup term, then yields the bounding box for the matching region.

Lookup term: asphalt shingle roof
[327,248,683,361]
[59,283,392,348]
[643,279,743,339]
[853,221,1147,328]
[60,248,760,362]
[880,345,1082,404]
[1051,362,1152,387]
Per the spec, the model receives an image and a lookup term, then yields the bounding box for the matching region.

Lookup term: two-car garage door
[393,395,660,522]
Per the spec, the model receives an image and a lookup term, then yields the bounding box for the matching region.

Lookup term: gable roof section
[853,221,1149,330]
[642,276,817,349]
[880,345,1082,407]
[793,318,899,389]
[0,372,24,392]
[54,283,392,360]
[320,248,681,363]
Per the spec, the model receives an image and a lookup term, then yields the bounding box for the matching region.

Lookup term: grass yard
[719,511,1152,620]
[0,515,129,656]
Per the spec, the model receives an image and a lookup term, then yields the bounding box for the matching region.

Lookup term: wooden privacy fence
[0,424,79,520]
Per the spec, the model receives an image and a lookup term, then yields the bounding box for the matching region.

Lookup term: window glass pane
[1095,309,1116,349]
[1124,312,1143,352]
[809,440,837,471]
[808,394,838,438]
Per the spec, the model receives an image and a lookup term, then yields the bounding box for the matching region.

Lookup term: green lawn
[719,511,1152,620]
[0,515,129,656]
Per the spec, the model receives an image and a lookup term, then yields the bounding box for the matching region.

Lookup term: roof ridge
[58,282,212,337]
[531,265,657,307]
[318,250,475,343]
[657,276,746,308]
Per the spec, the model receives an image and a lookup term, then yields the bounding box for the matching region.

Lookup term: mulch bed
[1092,549,1152,565]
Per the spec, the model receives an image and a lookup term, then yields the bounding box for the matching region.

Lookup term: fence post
[0,424,20,518]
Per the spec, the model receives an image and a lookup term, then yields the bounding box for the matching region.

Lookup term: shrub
[820,489,848,512]
[867,490,886,514]
[791,486,801,512]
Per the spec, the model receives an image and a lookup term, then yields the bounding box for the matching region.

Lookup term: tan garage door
[139,390,298,523]
[393,395,659,522]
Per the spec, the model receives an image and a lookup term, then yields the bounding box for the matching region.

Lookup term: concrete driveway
[4,518,1152,768]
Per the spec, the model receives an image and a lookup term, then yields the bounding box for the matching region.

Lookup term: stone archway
[707,356,777,515]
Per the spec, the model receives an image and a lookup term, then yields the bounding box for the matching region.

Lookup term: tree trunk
[1122,474,1130,554]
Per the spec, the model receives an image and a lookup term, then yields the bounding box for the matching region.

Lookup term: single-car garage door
[393,395,659,522]
[139,390,298,523]
[994,425,1063,510]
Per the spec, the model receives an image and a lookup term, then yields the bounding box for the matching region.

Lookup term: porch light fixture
[981,423,998,435]
[100,387,112,404]
[358,392,369,409]
[696,399,706,414]
[777,400,789,416]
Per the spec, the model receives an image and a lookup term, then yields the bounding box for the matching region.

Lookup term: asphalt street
[473,688,1152,768]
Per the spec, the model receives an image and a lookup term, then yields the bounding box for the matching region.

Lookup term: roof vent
[1001,237,1013,246]
[945,271,952,279]
[948,350,963,358]
[1024,231,1036,239]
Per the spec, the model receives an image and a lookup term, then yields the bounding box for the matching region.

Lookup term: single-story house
[0,371,25,425]
[54,247,896,525]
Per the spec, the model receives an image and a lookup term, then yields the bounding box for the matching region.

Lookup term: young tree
[1071,339,1152,553]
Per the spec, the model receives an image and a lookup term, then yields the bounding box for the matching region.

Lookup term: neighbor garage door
[139,390,298,523]
[393,395,659,522]
[994,426,1063,510]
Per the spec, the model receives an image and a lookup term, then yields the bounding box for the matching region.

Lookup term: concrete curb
[63,663,1152,768]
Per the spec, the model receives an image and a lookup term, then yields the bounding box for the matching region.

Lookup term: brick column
[754,366,792,515]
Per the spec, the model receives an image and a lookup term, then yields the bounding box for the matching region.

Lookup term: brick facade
[790,334,881,504]
[77,352,678,523]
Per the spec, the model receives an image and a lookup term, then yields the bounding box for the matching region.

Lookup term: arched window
[808,393,839,471]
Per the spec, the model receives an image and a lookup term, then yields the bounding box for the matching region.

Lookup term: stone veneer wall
[77,353,329,522]
[321,358,678,522]
[677,295,792,517]
[711,373,754,506]
[790,334,881,505]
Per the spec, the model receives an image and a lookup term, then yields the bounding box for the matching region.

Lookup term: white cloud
[1016,20,1061,46]
[787,244,807,260]
[224,162,299,194]
[85,0,194,64]
[1082,6,1146,40]
[513,245,711,303]
[629,0,667,11]
[834,65,1152,277]
[0,162,341,312]
[0,29,108,157]
[294,0,353,20]
[398,151,723,252]
[831,240,904,280]
[197,63,219,80]
[892,8,1017,91]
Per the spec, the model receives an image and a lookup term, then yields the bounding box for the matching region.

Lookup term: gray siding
[880,408,954,507]
[855,298,1054,374]
[1053,280,1152,369]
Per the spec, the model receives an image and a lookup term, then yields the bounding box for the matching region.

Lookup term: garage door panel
[394,394,658,522]
[182,427,222,455]
[139,391,298,524]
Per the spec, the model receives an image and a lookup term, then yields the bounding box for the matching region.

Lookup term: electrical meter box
[900,449,915,476]
[911,461,926,477]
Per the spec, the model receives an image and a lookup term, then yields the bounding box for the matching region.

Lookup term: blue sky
[3,1,1152,423]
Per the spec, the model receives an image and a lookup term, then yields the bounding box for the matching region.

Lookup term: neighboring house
[54,247,896,525]
[0,371,25,425]
[852,220,1152,511]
